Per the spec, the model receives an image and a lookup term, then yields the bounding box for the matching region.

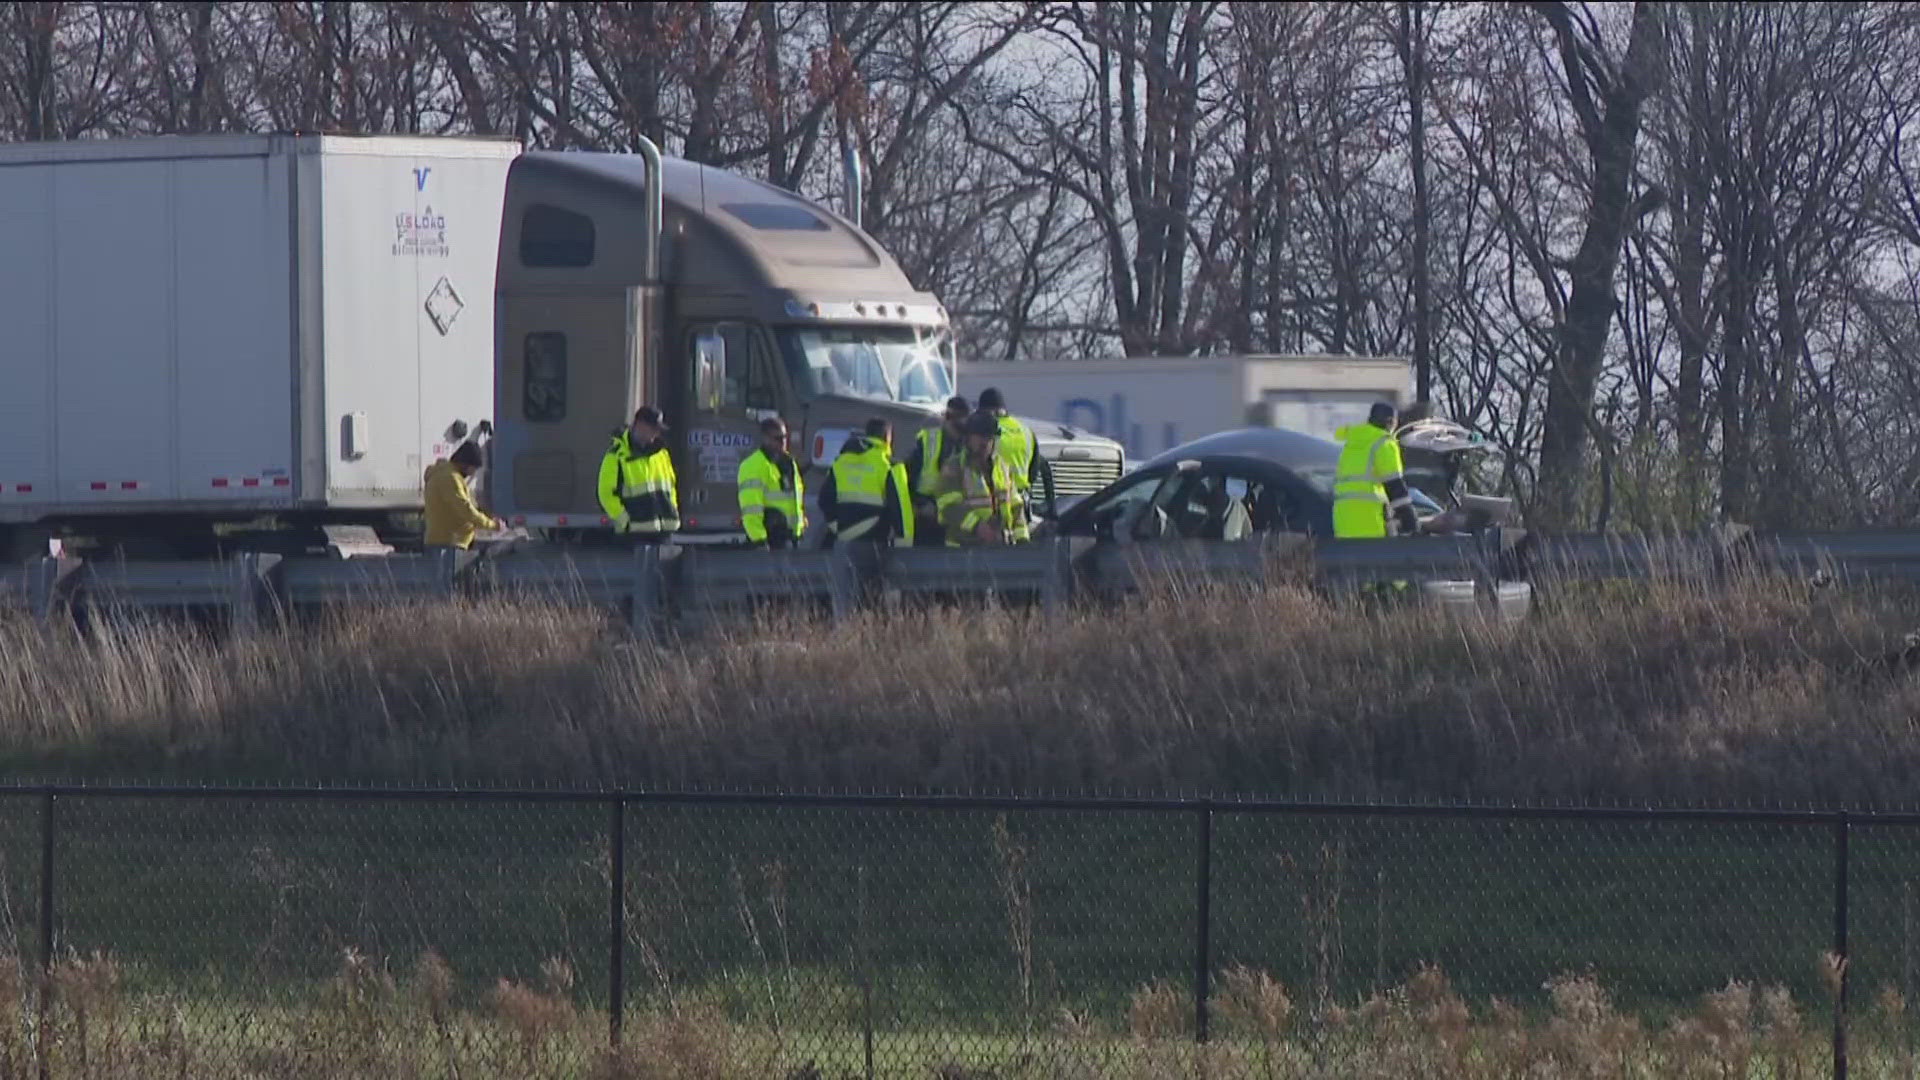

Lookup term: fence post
[1833,812,1851,1080]
[37,791,52,975]
[36,789,54,1080]
[609,797,627,1047]
[1194,803,1213,1044]
[858,863,875,1080]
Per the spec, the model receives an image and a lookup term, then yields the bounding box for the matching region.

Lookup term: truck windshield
[777,325,955,407]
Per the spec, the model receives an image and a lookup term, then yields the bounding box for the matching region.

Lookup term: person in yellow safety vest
[423,441,503,550]
[900,395,971,547]
[974,387,1052,515]
[1332,402,1420,539]
[936,411,1029,546]
[818,418,914,547]
[598,405,681,544]
[737,416,806,550]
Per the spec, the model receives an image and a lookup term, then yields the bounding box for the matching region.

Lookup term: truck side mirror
[695,331,726,412]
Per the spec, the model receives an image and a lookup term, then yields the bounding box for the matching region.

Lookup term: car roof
[1140,427,1341,472]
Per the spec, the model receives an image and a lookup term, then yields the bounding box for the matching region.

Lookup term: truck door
[682,319,779,533]
[495,289,639,522]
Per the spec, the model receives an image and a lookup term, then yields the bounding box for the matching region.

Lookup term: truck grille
[1049,457,1123,497]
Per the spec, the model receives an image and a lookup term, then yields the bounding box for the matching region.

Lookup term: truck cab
[488,149,1123,540]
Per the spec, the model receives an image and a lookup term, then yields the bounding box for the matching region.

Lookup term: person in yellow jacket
[598,405,680,544]
[900,395,970,547]
[737,417,806,549]
[975,387,1053,516]
[1332,403,1420,539]
[423,441,501,550]
[935,411,1029,546]
[819,419,914,547]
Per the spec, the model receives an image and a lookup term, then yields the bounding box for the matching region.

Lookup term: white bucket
[1420,579,1532,623]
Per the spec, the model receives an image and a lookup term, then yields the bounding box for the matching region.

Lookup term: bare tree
[1523,1,1665,530]
[9,0,1920,530]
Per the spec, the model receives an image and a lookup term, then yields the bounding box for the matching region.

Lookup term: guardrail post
[1194,802,1213,1044]
[1473,527,1501,612]
[27,559,51,625]
[28,558,73,626]
[633,541,664,634]
[433,546,463,598]
[828,549,856,622]
[608,797,626,1047]
[1709,523,1755,583]
[829,545,879,622]
[228,554,253,635]
[630,544,675,636]
[1834,811,1851,1080]
[1040,539,1073,618]
[228,553,282,635]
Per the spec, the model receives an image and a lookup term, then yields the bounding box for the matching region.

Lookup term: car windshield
[777,325,955,407]
[1296,464,1337,496]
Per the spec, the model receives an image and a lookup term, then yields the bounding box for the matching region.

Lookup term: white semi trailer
[0,135,515,558]
[0,134,1124,558]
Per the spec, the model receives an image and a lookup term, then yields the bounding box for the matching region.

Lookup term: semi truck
[960,354,1414,462]
[0,134,1124,559]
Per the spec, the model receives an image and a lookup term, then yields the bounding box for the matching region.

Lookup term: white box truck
[960,354,1414,462]
[0,134,517,555]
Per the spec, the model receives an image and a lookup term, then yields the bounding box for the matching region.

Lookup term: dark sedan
[1042,426,1486,543]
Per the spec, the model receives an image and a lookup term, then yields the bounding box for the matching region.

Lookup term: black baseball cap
[633,406,669,430]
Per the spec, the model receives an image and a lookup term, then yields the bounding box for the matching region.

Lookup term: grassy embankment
[0,570,1915,804]
[3,573,1920,1075]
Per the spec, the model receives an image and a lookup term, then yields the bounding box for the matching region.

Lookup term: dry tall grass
[0,572,1915,803]
[5,947,1902,1078]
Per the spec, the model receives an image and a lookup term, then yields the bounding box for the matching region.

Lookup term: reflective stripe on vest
[914,428,950,495]
[1333,428,1396,504]
[832,447,890,541]
[618,452,679,533]
[944,458,1027,541]
[996,415,1034,491]
[739,449,804,541]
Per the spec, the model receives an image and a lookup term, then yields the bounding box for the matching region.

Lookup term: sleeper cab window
[520,203,595,267]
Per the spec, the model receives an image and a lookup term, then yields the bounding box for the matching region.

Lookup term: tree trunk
[761,1,787,186]
[1719,210,1758,523]
[1529,1,1665,530]
[1399,1,1433,405]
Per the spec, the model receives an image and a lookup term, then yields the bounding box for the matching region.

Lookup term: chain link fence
[0,789,1906,1077]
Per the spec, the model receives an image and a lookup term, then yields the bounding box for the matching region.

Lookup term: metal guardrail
[5,526,1920,630]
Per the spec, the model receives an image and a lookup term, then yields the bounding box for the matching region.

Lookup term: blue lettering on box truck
[1060,395,1179,458]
